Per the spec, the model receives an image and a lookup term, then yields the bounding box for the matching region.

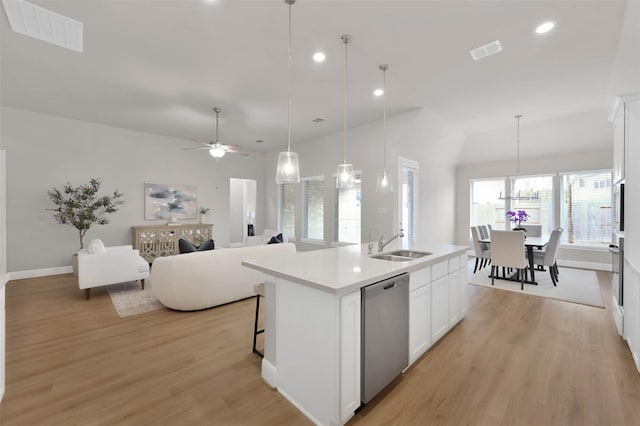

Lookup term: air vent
[2,0,83,53]
[470,40,502,61]
[312,118,325,123]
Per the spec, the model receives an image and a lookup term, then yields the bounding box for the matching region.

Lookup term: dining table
[479,234,549,285]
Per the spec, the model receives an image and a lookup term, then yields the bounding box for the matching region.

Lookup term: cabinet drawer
[410,267,430,292]
[448,256,459,272]
[431,261,448,281]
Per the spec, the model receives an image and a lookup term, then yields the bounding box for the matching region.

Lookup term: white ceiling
[0,0,629,159]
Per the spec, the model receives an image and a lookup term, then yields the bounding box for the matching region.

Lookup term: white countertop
[242,240,468,295]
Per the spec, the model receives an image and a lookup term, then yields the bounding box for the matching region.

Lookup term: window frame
[277,182,296,241]
[398,157,419,243]
[333,171,362,245]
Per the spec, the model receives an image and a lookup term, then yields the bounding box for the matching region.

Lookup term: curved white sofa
[151,242,296,311]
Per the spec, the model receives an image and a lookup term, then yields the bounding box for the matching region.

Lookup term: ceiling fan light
[336,163,354,189]
[209,146,226,158]
[276,151,300,184]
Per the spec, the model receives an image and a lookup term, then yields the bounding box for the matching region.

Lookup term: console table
[132,224,213,263]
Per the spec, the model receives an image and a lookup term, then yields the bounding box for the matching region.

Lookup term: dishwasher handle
[383,283,396,291]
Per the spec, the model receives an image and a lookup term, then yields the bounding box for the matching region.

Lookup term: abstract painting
[144,183,197,220]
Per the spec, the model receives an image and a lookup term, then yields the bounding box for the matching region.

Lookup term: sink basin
[386,250,432,259]
[370,250,432,262]
[370,254,413,262]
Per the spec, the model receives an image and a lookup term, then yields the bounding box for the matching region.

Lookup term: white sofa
[77,241,150,300]
[151,242,296,311]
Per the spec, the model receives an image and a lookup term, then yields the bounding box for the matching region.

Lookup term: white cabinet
[458,254,469,317]
[409,280,431,365]
[448,270,460,326]
[613,102,626,183]
[0,284,4,401]
[624,260,640,372]
[430,275,449,343]
[340,290,361,421]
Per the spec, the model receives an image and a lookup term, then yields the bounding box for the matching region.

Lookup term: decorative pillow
[178,238,215,254]
[87,239,106,254]
[267,233,284,244]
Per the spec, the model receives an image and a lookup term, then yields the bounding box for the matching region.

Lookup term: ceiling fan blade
[181,146,213,151]
[226,148,249,156]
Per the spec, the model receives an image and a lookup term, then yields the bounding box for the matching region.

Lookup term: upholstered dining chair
[478,225,489,239]
[470,226,491,273]
[531,228,563,285]
[490,230,527,290]
[520,224,542,237]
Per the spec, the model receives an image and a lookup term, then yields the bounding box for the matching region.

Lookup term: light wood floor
[0,269,639,425]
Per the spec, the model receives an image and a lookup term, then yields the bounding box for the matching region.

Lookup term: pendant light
[275,0,301,184]
[376,64,393,192]
[336,34,354,189]
[498,114,540,200]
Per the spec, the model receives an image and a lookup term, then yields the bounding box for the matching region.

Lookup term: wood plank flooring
[0,269,639,425]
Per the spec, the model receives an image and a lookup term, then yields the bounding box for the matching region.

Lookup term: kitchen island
[242,241,468,426]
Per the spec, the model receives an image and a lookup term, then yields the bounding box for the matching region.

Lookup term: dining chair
[470,226,491,273]
[479,225,489,239]
[490,230,527,290]
[520,224,542,237]
[531,228,563,285]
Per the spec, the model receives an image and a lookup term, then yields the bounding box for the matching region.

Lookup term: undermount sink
[386,250,432,259]
[370,250,432,262]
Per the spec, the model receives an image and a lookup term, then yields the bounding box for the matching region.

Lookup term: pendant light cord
[515,114,522,175]
[342,35,350,164]
[382,65,387,172]
[287,2,293,153]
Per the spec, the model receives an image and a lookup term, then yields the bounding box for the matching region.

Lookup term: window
[336,174,361,244]
[278,183,295,239]
[470,179,506,232]
[561,171,612,246]
[399,158,419,242]
[510,175,554,235]
[302,176,324,241]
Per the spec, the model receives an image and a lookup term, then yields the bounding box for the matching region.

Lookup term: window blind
[279,183,295,239]
[336,175,361,243]
[303,178,324,240]
[560,171,612,245]
[401,165,417,242]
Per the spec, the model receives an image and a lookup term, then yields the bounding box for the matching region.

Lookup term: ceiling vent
[2,0,83,53]
[312,118,325,123]
[469,40,502,61]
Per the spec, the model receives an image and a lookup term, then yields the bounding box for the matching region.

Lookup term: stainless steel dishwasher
[361,273,409,404]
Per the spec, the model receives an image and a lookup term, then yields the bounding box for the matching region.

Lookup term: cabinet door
[459,266,469,317]
[340,290,361,421]
[409,285,431,365]
[0,286,4,401]
[613,104,625,183]
[448,270,460,326]
[624,261,640,372]
[431,276,449,343]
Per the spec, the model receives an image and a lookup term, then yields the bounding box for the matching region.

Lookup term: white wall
[455,149,614,267]
[263,108,463,251]
[0,107,267,272]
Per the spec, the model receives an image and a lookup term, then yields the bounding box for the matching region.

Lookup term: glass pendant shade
[276,151,301,184]
[209,146,226,158]
[336,163,354,188]
[376,170,393,192]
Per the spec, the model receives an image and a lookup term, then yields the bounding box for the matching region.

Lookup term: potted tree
[48,178,124,271]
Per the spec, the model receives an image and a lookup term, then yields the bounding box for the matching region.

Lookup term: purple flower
[506,210,529,225]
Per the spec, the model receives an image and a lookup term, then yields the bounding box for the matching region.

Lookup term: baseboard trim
[556,260,610,272]
[261,358,278,389]
[9,266,73,280]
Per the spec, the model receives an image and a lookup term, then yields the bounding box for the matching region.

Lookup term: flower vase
[199,213,206,224]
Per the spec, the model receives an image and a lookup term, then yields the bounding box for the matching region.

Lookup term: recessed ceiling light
[373,89,384,97]
[313,52,326,62]
[535,21,555,34]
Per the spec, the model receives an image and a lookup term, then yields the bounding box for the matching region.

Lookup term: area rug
[467,264,605,308]
[107,280,164,318]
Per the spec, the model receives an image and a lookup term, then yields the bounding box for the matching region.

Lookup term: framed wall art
[144,183,197,220]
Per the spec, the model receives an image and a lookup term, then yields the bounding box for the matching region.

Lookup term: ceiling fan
[184,107,248,158]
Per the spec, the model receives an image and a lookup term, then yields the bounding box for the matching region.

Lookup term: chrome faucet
[378,224,404,252]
